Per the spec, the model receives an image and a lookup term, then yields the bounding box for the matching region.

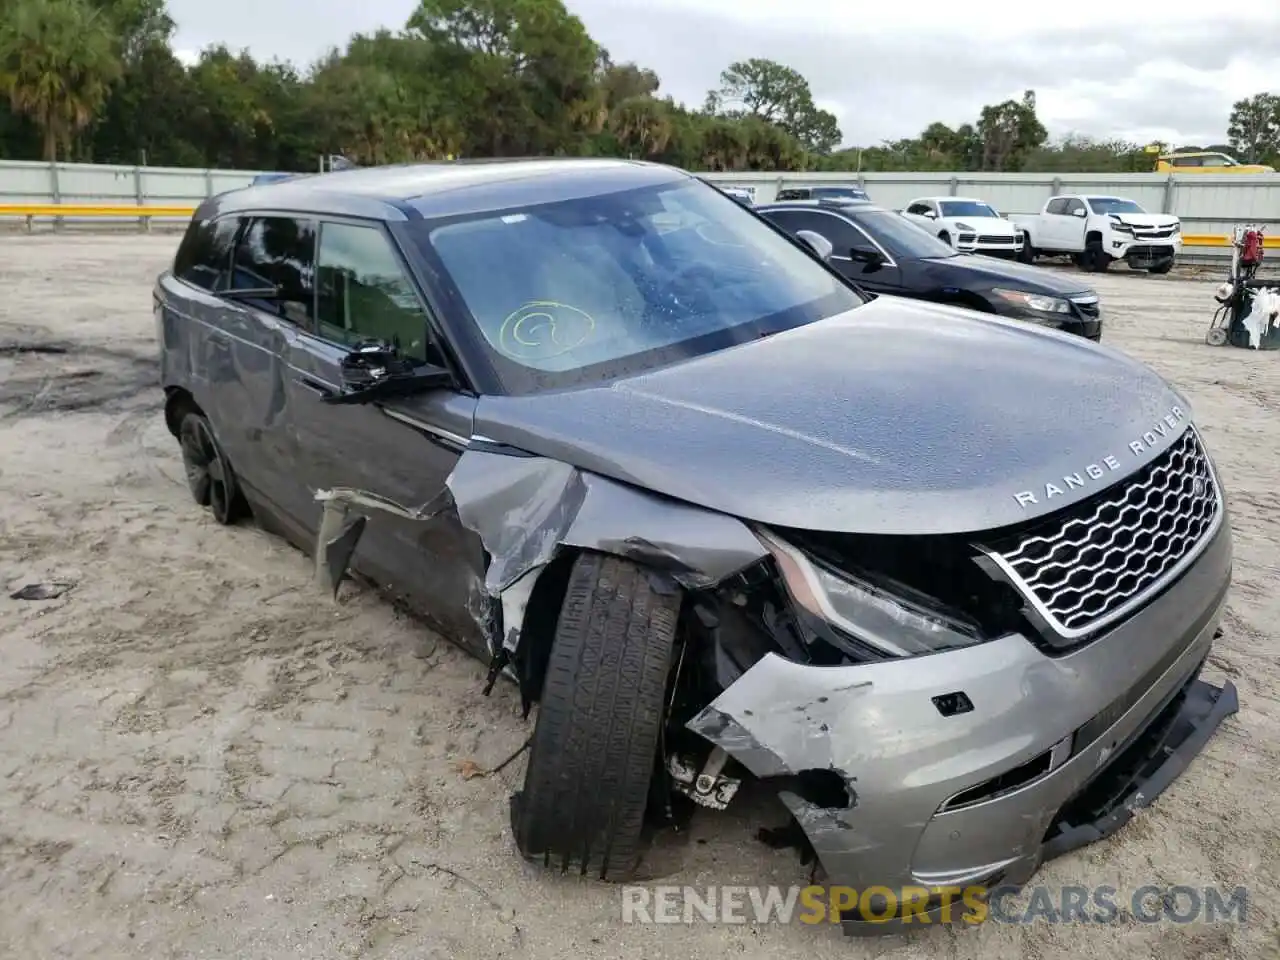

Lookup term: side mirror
[923,210,938,219]
[795,229,834,262]
[325,340,453,405]
[1072,207,1087,218]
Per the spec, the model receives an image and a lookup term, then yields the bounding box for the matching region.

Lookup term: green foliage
[1227,93,1280,165]
[0,0,121,160]
[0,0,1270,173]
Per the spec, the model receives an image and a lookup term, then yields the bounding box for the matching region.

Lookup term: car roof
[197,157,689,223]
[758,198,881,213]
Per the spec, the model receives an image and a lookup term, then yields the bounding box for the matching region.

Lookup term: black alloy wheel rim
[181,417,233,522]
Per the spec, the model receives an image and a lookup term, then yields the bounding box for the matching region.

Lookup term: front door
[283,218,488,655]
[762,208,904,294]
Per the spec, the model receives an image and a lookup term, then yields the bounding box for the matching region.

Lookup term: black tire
[1017,242,1036,264]
[178,410,247,525]
[1081,239,1110,272]
[512,552,681,881]
[937,230,951,247]
[1148,260,1174,275]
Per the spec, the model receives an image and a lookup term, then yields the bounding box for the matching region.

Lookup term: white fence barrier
[2,159,1279,259]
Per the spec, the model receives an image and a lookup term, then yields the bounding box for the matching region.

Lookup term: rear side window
[1045,198,1068,215]
[231,216,317,328]
[173,217,240,291]
[315,222,432,362]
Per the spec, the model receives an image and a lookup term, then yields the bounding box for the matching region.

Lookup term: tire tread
[513,552,679,881]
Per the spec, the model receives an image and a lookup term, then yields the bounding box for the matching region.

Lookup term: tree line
[1,0,1277,174]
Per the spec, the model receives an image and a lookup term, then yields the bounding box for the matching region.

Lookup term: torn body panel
[308,446,767,663]
[687,520,1236,924]
[444,449,768,654]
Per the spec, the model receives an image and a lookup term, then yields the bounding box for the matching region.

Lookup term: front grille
[982,427,1221,639]
[1070,297,1100,320]
[1134,228,1176,240]
[977,235,1016,244]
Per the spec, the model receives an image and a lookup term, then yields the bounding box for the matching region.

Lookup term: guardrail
[0,203,195,230]
[1180,234,1280,248]
[1,204,1278,256]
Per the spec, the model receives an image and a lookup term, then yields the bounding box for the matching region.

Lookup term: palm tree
[0,0,121,161]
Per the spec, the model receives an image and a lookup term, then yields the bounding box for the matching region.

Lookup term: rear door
[194,213,318,531]
[283,218,488,654]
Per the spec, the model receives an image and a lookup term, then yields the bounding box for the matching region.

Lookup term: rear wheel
[178,411,247,525]
[512,553,681,881]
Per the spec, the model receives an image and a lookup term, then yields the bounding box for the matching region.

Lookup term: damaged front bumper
[688,523,1237,935]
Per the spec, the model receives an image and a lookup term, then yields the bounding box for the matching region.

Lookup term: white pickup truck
[1010,195,1182,274]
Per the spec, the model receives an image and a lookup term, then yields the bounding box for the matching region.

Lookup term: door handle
[294,376,334,398]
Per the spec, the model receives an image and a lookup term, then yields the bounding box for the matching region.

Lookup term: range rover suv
[154,157,1237,935]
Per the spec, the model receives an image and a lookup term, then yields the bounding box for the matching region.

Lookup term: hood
[950,215,1017,231]
[1112,213,1179,228]
[473,297,1188,537]
[928,255,1093,296]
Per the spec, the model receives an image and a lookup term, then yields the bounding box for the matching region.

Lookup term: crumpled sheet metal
[312,486,453,596]
[445,449,769,651]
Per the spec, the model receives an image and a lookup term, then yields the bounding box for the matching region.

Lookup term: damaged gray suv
[155,158,1237,933]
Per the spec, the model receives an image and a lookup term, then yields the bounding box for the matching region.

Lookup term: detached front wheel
[512,552,681,881]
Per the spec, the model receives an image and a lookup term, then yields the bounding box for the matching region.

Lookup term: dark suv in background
[758,198,1104,340]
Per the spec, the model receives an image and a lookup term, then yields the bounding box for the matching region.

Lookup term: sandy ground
[1,234,1278,960]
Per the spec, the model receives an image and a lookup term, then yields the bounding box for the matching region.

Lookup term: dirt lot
[1,234,1278,960]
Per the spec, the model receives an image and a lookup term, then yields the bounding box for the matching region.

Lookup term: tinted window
[1170,156,1201,167]
[939,200,1000,218]
[905,202,934,215]
[413,178,863,395]
[316,222,431,363]
[231,216,317,327]
[851,210,957,259]
[174,216,240,291]
[1044,198,1068,215]
[1086,197,1145,215]
[762,209,866,256]
[776,189,809,200]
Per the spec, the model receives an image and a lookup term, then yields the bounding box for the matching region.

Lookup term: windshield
[1088,197,1146,215]
[939,200,1000,219]
[413,178,863,394]
[859,210,958,259]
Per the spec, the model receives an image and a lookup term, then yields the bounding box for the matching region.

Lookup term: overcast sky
[167,0,1280,148]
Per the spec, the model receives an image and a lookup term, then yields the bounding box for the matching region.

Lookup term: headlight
[1110,221,1134,234]
[992,287,1070,315]
[955,222,975,231]
[755,529,984,657]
